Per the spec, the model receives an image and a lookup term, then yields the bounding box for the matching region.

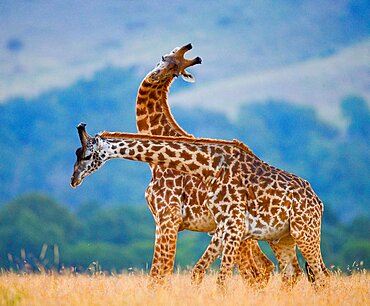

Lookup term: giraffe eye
[162,56,166,61]
[83,154,92,161]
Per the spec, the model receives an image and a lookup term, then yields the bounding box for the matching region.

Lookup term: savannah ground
[0,271,369,306]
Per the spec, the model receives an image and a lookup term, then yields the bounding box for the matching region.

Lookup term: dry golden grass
[0,272,369,306]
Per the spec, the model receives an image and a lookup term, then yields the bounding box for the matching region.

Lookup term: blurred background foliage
[0,66,368,273]
[0,67,369,272]
[1,1,369,273]
[0,67,368,219]
[0,193,369,272]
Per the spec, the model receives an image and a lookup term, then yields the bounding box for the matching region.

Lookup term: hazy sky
[1,0,369,124]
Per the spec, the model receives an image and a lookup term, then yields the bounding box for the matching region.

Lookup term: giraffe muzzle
[70,175,82,188]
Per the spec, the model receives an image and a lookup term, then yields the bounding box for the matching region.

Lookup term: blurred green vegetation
[0,66,369,274]
[0,66,369,223]
[0,193,368,273]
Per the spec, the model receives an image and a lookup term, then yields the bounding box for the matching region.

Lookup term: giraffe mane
[231,139,254,155]
[98,131,254,155]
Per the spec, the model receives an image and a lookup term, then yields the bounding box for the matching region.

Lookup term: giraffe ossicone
[71,124,328,287]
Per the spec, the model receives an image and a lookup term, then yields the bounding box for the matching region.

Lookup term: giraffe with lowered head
[71,123,328,288]
[135,43,273,286]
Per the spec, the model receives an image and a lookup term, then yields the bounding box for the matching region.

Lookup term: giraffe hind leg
[191,229,223,285]
[235,239,274,287]
[268,235,302,287]
[291,214,328,287]
[295,238,327,288]
[216,216,246,290]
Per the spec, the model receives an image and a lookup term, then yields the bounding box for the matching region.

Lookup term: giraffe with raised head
[135,43,273,286]
[70,123,328,288]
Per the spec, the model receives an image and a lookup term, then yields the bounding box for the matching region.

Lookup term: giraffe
[135,43,274,286]
[70,123,328,288]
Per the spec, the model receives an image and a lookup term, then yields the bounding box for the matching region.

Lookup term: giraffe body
[146,171,216,232]
[191,141,326,287]
[135,44,273,285]
[71,125,328,288]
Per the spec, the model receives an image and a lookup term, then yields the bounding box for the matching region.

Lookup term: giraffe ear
[181,70,195,83]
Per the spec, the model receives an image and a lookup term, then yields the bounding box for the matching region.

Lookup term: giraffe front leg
[191,229,222,285]
[148,225,166,287]
[160,215,182,276]
[149,205,182,287]
[146,185,166,287]
[146,181,183,287]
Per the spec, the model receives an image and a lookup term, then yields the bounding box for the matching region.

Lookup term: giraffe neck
[97,133,232,178]
[136,76,192,137]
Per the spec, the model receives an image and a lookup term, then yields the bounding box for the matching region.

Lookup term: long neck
[99,136,216,177]
[136,76,192,137]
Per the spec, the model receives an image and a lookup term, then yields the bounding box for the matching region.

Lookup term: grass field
[0,272,369,306]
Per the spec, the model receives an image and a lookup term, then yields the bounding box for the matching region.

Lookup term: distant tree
[65,205,156,270]
[340,240,370,270]
[175,232,211,268]
[341,215,370,269]
[346,215,370,241]
[235,101,337,181]
[0,66,369,225]
[0,193,80,268]
[172,106,237,140]
[80,205,154,245]
[63,242,127,271]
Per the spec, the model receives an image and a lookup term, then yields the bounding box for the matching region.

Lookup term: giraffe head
[147,43,202,83]
[70,123,105,188]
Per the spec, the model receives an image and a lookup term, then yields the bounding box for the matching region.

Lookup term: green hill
[0,66,368,223]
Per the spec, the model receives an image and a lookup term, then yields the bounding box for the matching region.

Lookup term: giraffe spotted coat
[71,126,328,288]
[135,44,273,286]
